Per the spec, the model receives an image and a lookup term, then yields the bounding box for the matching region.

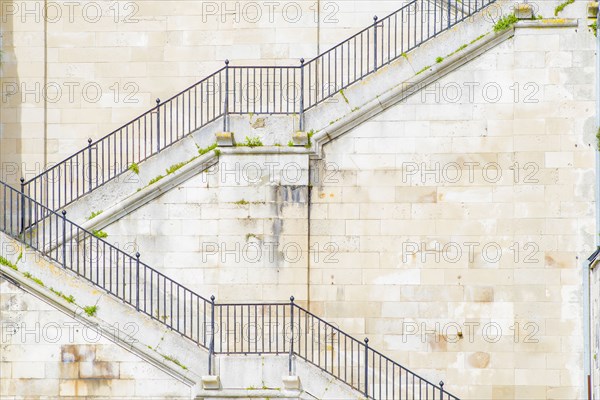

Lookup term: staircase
[19,0,499,214]
[0,179,459,399]
[1,0,522,397]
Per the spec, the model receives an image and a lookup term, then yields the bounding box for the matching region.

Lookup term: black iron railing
[0,179,459,399]
[22,0,496,212]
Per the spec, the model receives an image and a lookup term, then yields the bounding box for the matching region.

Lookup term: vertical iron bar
[364,338,369,397]
[87,139,92,192]
[299,59,305,131]
[289,296,294,375]
[224,60,230,131]
[19,178,25,233]
[373,16,378,71]
[209,295,215,374]
[135,252,140,311]
[156,98,161,152]
[62,210,67,267]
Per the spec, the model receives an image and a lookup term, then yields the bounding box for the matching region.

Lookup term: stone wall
[55,17,597,399]
[310,21,596,399]
[2,2,596,399]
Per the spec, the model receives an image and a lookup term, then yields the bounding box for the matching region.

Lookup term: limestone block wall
[310,22,597,399]
[0,0,404,185]
[0,276,193,398]
[102,150,311,303]
[65,18,598,399]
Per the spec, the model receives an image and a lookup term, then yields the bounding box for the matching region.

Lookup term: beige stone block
[437,187,493,203]
[11,362,45,379]
[395,187,437,203]
[327,203,359,219]
[0,363,11,379]
[79,362,119,379]
[9,378,59,396]
[545,152,574,168]
[464,287,495,303]
[492,385,515,400]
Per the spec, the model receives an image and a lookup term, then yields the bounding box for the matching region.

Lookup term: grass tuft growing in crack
[339,89,350,104]
[129,163,140,175]
[87,210,103,221]
[23,272,44,286]
[92,230,108,239]
[50,288,76,304]
[83,305,98,316]
[166,161,187,175]
[0,255,18,271]
[554,0,574,16]
[198,142,218,156]
[493,14,518,32]
[237,136,263,148]
[162,354,188,370]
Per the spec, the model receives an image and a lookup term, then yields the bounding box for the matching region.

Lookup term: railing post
[440,381,445,399]
[364,337,369,397]
[447,0,451,28]
[373,16,378,71]
[87,138,93,192]
[155,98,161,152]
[209,295,215,375]
[135,252,140,311]
[62,210,67,267]
[223,60,230,132]
[299,59,305,132]
[289,296,295,375]
[19,177,25,233]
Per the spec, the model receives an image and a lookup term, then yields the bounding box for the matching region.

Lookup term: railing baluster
[62,210,67,267]
[373,16,378,71]
[156,98,161,152]
[87,139,92,192]
[136,252,140,311]
[364,338,369,397]
[224,60,230,131]
[299,59,305,132]
[289,296,294,375]
[19,178,25,233]
[209,295,215,374]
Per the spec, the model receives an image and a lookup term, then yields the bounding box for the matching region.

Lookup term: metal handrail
[22,0,497,212]
[1,180,214,347]
[1,179,460,399]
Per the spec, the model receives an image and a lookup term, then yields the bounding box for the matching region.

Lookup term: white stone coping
[81,151,218,233]
[516,18,579,28]
[194,388,302,399]
[0,262,198,387]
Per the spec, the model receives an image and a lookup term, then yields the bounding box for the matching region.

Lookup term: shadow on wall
[0,4,22,187]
